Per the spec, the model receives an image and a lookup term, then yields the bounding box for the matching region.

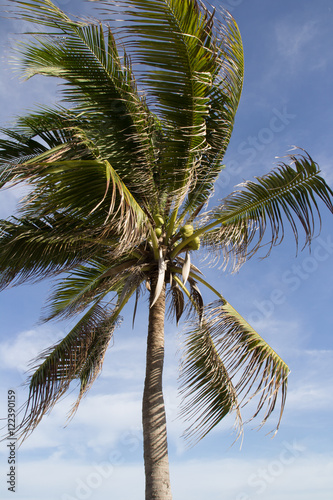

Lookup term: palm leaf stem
[99,259,139,280]
[150,228,160,261]
[165,207,179,245]
[171,156,333,258]
[116,281,143,316]
[172,274,198,313]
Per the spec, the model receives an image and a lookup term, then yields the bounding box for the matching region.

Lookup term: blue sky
[0,1,333,499]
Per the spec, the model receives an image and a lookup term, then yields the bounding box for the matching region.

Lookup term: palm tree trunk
[142,277,172,499]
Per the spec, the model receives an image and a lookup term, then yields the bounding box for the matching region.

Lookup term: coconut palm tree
[0,0,332,498]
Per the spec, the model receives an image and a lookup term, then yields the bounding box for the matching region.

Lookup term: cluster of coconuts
[153,214,164,238]
[180,224,200,250]
[153,214,200,250]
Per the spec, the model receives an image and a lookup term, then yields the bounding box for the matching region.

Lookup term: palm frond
[16,302,119,441]
[167,283,185,325]
[187,278,204,325]
[8,0,159,202]
[1,126,151,250]
[43,257,145,321]
[182,250,191,285]
[0,214,102,289]
[198,152,333,270]
[150,248,166,307]
[0,129,47,171]
[0,106,94,178]
[1,106,78,152]
[42,260,115,321]
[98,0,242,202]
[179,300,289,445]
[20,158,147,230]
[182,9,244,213]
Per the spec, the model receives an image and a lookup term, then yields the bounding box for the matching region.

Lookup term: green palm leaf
[0,110,91,192]
[20,158,147,228]
[43,260,116,321]
[8,0,158,201]
[0,214,100,289]
[172,152,333,267]
[180,300,289,445]
[100,0,243,203]
[43,257,144,321]
[0,128,48,169]
[182,11,244,213]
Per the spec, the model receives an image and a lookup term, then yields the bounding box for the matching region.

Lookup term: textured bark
[142,278,172,500]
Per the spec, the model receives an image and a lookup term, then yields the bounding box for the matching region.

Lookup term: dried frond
[188,278,204,325]
[167,283,185,326]
[16,303,120,441]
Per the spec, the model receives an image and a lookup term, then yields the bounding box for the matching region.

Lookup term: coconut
[153,214,164,227]
[188,236,200,250]
[180,224,194,238]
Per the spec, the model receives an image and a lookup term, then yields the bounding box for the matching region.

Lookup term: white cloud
[275,20,319,60]
[99,336,146,382]
[69,393,143,450]
[0,385,145,454]
[0,448,332,500]
[172,450,333,500]
[313,152,333,186]
[287,383,333,411]
[0,326,63,373]
[0,456,145,500]
[286,349,333,411]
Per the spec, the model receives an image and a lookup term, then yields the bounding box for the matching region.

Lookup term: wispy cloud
[286,349,333,411]
[0,326,63,373]
[314,152,333,186]
[274,16,332,75]
[275,19,319,60]
[0,448,332,500]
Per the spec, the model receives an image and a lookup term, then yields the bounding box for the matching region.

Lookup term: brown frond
[167,283,185,326]
[188,278,204,325]
[15,304,119,442]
